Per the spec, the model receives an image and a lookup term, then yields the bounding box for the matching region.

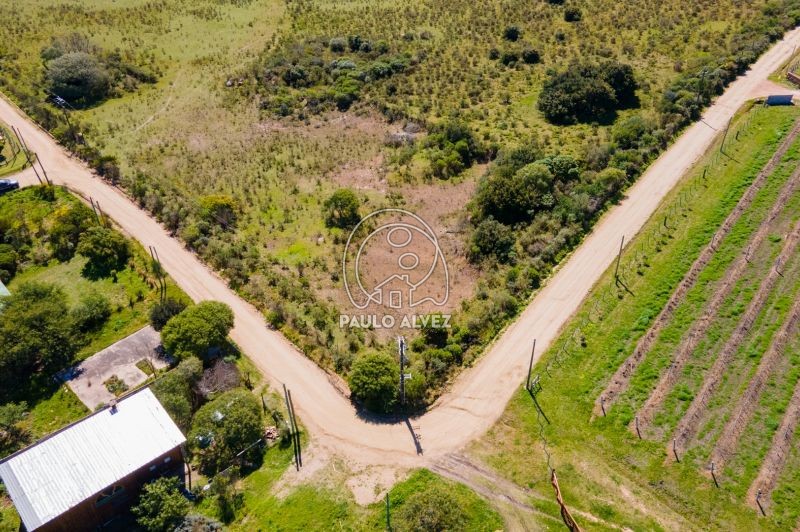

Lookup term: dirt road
[4,27,800,468]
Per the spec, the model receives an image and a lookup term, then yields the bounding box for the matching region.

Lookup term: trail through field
[635,163,800,432]
[2,27,800,473]
[711,292,800,471]
[747,372,800,509]
[431,453,626,531]
[596,119,800,416]
[671,216,800,455]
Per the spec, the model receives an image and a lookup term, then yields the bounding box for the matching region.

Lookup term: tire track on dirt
[747,372,800,509]
[635,162,800,432]
[596,119,800,416]
[671,216,800,456]
[710,292,800,471]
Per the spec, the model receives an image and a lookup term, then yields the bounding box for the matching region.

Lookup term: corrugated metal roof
[0,279,9,297]
[0,388,185,531]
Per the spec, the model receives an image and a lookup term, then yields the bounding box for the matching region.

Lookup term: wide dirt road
[4,27,800,467]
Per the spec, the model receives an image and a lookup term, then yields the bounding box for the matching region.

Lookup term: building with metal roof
[0,388,186,531]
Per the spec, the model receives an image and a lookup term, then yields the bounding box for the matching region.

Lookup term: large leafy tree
[348,352,398,413]
[0,282,76,397]
[76,226,130,277]
[323,188,361,229]
[46,51,110,104]
[161,301,234,359]
[132,477,189,532]
[151,356,203,431]
[189,389,263,474]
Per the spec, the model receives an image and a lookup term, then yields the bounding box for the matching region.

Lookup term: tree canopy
[161,301,234,359]
[151,356,203,431]
[46,51,110,104]
[538,61,638,124]
[324,188,361,229]
[76,226,130,277]
[348,352,398,413]
[189,388,263,474]
[132,476,189,532]
[0,282,76,398]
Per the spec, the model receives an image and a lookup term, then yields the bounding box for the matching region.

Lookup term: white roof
[0,388,185,530]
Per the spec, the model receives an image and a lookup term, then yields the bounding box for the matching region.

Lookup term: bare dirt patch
[597,121,800,416]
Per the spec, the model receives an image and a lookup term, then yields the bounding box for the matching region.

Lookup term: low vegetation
[472,106,800,529]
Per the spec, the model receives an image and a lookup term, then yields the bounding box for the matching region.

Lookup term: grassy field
[2,0,797,407]
[467,105,800,530]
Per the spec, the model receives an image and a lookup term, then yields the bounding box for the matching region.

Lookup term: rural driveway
[4,26,800,468]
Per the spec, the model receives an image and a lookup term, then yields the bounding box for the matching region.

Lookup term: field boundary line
[596,118,800,416]
[635,161,800,432]
[671,215,800,455]
[710,291,800,471]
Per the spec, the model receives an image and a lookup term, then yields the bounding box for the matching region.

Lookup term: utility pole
[526,339,536,390]
[11,126,42,184]
[614,235,625,285]
[398,336,407,406]
[385,493,392,531]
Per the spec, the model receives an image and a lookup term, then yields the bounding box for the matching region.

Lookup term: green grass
[22,386,88,440]
[469,106,800,530]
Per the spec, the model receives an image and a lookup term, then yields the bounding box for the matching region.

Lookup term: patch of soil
[597,121,800,417]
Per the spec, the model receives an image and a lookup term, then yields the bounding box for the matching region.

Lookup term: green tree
[189,389,263,474]
[151,357,203,431]
[50,202,94,262]
[161,301,234,358]
[76,226,129,277]
[0,243,17,283]
[396,486,467,531]
[470,218,515,263]
[348,352,398,413]
[132,476,189,532]
[0,402,30,456]
[149,298,188,331]
[324,188,361,229]
[0,282,76,397]
[477,162,553,224]
[46,52,110,105]
[199,195,238,229]
[71,290,111,332]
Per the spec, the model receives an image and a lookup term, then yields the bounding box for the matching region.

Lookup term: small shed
[766,94,795,106]
[0,388,186,531]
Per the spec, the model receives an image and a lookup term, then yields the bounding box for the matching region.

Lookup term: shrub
[151,357,203,431]
[50,203,94,261]
[189,389,263,474]
[71,290,111,332]
[538,61,638,124]
[564,6,582,22]
[46,52,110,104]
[149,298,188,331]
[471,218,516,263]
[174,515,223,532]
[521,48,541,64]
[329,37,346,53]
[348,352,398,413]
[76,226,130,277]
[396,485,467,531]
[0,282,76,397]
[503,26,521,41]
[161,301,234,359]
[198,195,238,229]
[0,243,17,283]
[132,477,189,532]
[324,188,361,229]
[476,162,553,224]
